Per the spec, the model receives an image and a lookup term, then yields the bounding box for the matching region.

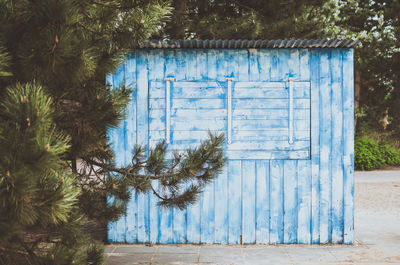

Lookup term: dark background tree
[161,0,335,39]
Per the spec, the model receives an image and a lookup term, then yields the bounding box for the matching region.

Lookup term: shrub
[355,136,386,170]
[355,136,400,170]
[381,145,400,165]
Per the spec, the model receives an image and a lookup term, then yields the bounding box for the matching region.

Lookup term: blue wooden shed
[107,39,358,244]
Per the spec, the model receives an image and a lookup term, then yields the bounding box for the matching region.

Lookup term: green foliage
[334,0,400,134]
[355,136,386,170]
[381,145,400,166]
[0,1,230,263]
[0,83,104,264]
[162,0,334,39]
[355,136,400,170]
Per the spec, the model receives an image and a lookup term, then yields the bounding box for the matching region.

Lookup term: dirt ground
[356,176,400,218]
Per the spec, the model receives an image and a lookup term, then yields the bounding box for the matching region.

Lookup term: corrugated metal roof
[138,39,360,49]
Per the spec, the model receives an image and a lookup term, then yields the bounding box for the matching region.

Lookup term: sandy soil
[356,180,400,217]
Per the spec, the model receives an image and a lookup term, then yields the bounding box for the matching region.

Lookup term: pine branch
[82,132,226,209]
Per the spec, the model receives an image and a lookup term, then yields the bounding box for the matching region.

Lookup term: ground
[105,170,400,265]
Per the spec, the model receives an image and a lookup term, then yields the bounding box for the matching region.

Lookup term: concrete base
[105,170,400,265]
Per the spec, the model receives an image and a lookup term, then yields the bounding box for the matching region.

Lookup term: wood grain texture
[107,48,354,245]
[319,50,332,244]
[310,49,320,244]
[342,49,354,244]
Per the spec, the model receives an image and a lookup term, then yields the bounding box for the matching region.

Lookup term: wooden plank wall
[107,48,354,244]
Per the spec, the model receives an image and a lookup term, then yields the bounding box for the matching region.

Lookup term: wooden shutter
[148,80,310,160]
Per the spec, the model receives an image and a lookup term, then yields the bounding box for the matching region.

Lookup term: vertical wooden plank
[270,160,284,244]
[299,49,310,81]
[215,50,229,244]
[200,49,217,244]
[172,49,186,243]
[215,165,228,243]
[106,73,117,242]
[283,160,298,244]
[226,50,236,145]
[242,160,256,244]
[126,52,137,154]
[331,49,344,243]
[228,160,242,244]
[238,49,249,82]
[297,160,311,244]
[196,49,207,80]
[200,180,215,243]
[114,63,127,243]
[126,191,138,243]
[186,200,201,243]
[241,48,259,244]
[256,160,270,244]
[288,49,300,80]
[217,49,228,81]
[342,49,354,244]
[207,49,217,80]
[270,49,280,82]
[125,53,138,243]
[310,49,320,243]
[278,49,290,81]
[136,51,149,243]
[148,50,164,243]
[319,50,332,243]
[186,49,197,81]
[187,50,201,243]
[258,49,271,81]
[249,49,260,81]
[157,50,175,243]
[227,49,239,79]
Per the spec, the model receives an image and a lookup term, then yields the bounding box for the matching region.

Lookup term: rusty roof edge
[138,39,360,49]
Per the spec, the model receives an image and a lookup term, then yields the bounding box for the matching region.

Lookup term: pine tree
[0,0,227,264]
[0,81,103,264]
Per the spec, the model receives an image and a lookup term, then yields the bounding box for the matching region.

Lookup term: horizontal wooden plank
[150,98,310,110]
[149,109,310,121]
[232,120,310,131]
[225,150,310,160]
[150,109,226,120]
[156,150,310,160]
[149,139,310,151]
[149,129,310,142]
[150,81,220,88]
[234,81,310,88]
[234,99,310,109]
[232,130,310,141]
[233,109,310,120]
[233,87,309,99]
[149,119,226,131]
[149,130,225,141]
[150,98,226,109]
[150,81,310,99]
[150,118,309,131]
[150,85,225,99]
[150,86,309,99]
[227,140,309,151]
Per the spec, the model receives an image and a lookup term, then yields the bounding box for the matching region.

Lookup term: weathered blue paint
[107,48,355,244]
